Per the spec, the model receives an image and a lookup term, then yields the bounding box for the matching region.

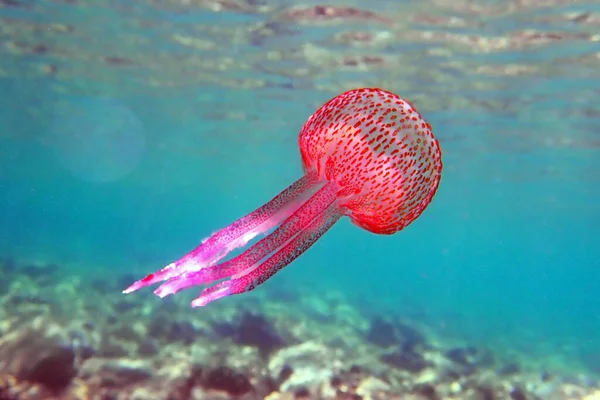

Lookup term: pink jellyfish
[123,88,443,307]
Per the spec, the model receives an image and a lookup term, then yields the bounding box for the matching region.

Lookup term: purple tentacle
[123,171,319,294]
[190,184,342,307]
[154,180,339,298]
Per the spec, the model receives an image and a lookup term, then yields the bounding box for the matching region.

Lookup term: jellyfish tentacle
[190,196,342,307]
[154,181,339,298]
[123,171,320,294]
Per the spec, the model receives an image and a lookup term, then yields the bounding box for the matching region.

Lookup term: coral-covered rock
[510,386,528,400]
[498,362,521,376]
[366,316,426,352]
[138,338,160,356]
[380,348,429,373]
[445,346,495,376]
[0,317,79,392]
[21,263,59,285]
[268,342,337,394]
[79,357,152,388]
[199,365,253,396]
[356,376,392,399]
[167,320,199,345]
[213,311,288,356]
[236,312,287,355]
[366,317,397,347]
[0,374,21,400]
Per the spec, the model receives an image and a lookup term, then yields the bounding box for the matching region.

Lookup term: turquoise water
[1,0,599,379]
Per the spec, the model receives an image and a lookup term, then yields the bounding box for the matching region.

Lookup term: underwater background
[1,0,599,399]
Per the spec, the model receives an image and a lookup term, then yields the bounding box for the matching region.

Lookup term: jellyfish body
[124,88,443,307]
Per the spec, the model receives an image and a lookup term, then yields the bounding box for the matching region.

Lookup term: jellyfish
[123,88,443,307]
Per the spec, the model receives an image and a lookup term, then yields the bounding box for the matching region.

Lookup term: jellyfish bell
[49,96,145,183]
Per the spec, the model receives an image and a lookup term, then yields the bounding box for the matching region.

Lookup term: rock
[293,387,311,398]
[278,364,294,381]
[413,383,439,400]
[510,386,528,400]
[167,321,199,345]
[68,328,96,361]
[98,342,129,358]
[380,348,429,373]
[330,375,342,388]
[138,338,160,356]
[445,346,494,376]
[6,294,52,308]
[213,312,288,356]
[498,362,521,376]
[111,324,143,343]
[356,376,391,398]
[303,292,363,328]
[237,312,287,355]
[446,346,474,364]
[148,314,171,338]
[256,375,279,397]
[349,365,362,374]
[199,365,253,396]
[90,278,111,293]
[79,358,152,387]
[469,385,497,400]
[22,263,59,285]
[541,370,553,382]
[212,320,237,337]
[152,296,180,315]
[366,317,397,347]
[268,342,337,393]
[147,312,202,346]
[366,317,425,351]
[396,321,426,351]
[0,374,22,400]
[113,299,137,313]
[0,317,81,392]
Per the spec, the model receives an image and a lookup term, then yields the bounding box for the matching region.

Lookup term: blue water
[1,0,599,378]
